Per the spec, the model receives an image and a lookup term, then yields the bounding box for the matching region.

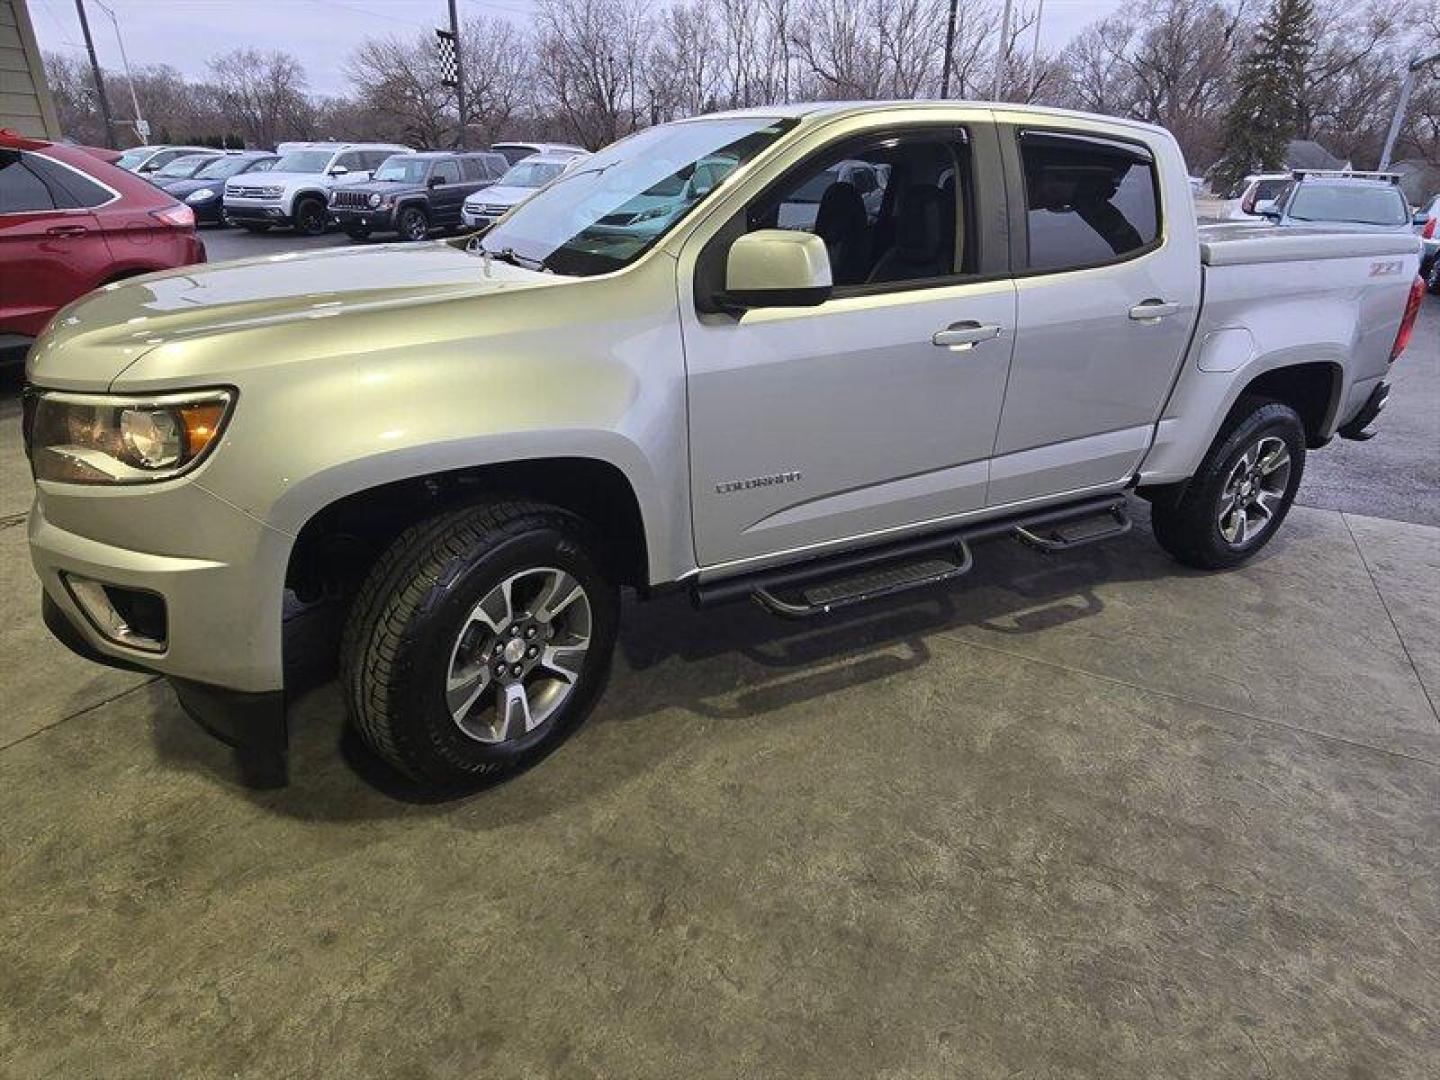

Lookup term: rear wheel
[294,196,329,236]
[341,500,619,789]
[1150,398,1306,569]
[397,205,429,241]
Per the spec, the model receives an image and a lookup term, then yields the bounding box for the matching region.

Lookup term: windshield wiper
[479,244,547,271]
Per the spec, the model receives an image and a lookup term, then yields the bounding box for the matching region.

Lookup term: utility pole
[1029,0,1045,101]
[448,0,467,149]
[940,0,958,99]
[95,1,147,142]
[73,0,117,148]
[992,0,1013,101]
[1379,50,1440,171]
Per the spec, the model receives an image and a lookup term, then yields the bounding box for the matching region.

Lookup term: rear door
[988,126,1199,505]
[681,117,1017,569]
[0,151,110,339]
[429,159,465,224]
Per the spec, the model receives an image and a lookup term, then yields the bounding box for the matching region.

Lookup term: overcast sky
[33,0,1128,99]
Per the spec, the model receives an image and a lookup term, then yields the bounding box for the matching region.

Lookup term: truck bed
[1197,222,1421,266]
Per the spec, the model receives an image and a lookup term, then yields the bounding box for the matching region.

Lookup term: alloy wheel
[444,567,592,744]
[1217,435,1291,547]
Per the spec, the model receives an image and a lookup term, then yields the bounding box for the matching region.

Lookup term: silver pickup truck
[22,102,1425,790]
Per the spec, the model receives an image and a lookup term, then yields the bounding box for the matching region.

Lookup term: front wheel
[396,205,429,241]
[1150,398,1306,569]
[293,196,329,236]
[341,500,619,789]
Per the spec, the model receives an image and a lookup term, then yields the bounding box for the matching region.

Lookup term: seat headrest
[894,186,945,258]
[815,181,867,236]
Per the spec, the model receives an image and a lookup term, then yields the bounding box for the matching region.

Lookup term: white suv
[223,142,411,235]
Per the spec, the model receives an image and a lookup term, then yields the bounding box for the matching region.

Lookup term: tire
[1150,397,1306,570]
[294,196,329,236]
[396,205,429,241]
[241,222,270,234]
[340,499,619,788]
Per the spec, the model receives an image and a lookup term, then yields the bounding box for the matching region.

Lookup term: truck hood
[26,241,557,390]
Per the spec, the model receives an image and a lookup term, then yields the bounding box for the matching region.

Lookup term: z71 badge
[1369,260,1404,277]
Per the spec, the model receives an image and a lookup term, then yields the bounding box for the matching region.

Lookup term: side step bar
[693,495,1132,619]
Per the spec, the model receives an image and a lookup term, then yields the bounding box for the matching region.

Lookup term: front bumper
[331,205,395,231]
[29,483,294,764]
[223,198,292,225]
[461,207,502,229]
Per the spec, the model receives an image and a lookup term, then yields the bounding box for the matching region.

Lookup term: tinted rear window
[1019,131,1160,272]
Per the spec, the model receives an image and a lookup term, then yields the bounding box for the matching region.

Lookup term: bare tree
[535,0,652,148]
[344,35,454,148]
[208,48,312,147]
[462,14,533,144]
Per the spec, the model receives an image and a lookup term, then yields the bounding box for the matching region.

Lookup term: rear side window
[432,160,461,185]
[28,153,113,208]
[0,155,55,213]
[1019,131,1160,273]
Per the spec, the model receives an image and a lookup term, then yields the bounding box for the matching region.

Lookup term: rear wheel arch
[1234,360,1343,448]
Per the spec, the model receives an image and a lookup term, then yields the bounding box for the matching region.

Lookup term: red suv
[1,130,205,362]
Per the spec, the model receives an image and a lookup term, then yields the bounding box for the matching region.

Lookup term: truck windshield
[480,117,795,276]
[1287,184,1408,226]
[272,150,333,173]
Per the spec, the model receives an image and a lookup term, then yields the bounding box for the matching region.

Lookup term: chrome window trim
[0,150,122,216]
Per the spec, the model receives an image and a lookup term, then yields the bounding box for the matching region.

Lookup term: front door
[680,122,1016,569]
[989,127,1199,505]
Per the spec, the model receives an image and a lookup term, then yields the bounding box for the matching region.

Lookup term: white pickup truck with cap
[24,102,1425,790]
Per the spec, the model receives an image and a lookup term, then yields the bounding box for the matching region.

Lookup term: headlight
[27,390,234,484]
[368,192,382,208]
[185,188,216,204]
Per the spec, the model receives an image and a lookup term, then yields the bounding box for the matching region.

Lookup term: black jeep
[329,151,508,240]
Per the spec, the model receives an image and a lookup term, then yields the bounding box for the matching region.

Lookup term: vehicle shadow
[145,499,1245,822]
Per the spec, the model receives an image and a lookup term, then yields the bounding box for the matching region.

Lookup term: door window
[432,160,462,185]
[461,157,488,182]
[1018,131,1159,273]
[332,151,365,173]
[0,155,58,213]
[746,132,973,289]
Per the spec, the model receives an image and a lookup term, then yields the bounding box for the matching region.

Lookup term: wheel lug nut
[509,625,520,637]
[525,626,536,639]
[527,645,538,658]
[510,664,523,677]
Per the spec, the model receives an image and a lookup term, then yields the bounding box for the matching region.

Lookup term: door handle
[46,224,88,238]
[1128,300,1180,321]
[933,321,1003,348]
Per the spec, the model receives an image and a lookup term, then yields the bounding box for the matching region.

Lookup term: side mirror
[328,165,348,177]
[725,229,832,309]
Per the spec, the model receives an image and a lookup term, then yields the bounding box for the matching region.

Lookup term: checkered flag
[436,29,459,88]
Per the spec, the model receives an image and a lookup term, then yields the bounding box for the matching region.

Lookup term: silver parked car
[1257,171,1412,237]
[460,150,590,230]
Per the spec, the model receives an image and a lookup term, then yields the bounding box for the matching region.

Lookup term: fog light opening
[62,574,168,653]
